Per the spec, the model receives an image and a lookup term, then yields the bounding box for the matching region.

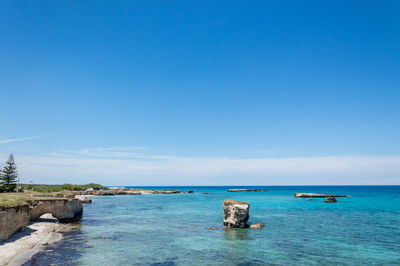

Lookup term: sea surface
[25,186,400,265]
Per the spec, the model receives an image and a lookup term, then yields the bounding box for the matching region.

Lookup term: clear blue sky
[0,1,399,185]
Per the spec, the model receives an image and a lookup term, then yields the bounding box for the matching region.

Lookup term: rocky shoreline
[0,199,82,243]
[0,187,352,265]
[0,214,72,266]
[85,189,181,195]
[0,188,182,244]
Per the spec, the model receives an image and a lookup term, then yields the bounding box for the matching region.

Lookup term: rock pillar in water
[223,199,250,228]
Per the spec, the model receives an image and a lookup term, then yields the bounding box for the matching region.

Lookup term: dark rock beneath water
[223,199,250,228]
[187,190,194,193]
[324,197,337,203]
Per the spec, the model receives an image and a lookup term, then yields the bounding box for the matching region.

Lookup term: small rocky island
[223,199,250,228]
[85,189,180,195]
[294,193,350,198]
[227,189,261,192]
[324,197,338,203]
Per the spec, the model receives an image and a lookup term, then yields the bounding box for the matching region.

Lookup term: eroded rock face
[75,195,92,204]
[27,199,83,222]
[0,205,30,242]
[223,199,250,228]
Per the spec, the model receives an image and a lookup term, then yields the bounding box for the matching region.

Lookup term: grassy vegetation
[0,183,107,207]
[20,183,107,193]
[21,184,63,193]
[0,193,67,208]
[0,193,31,208]
[60,183,107,191]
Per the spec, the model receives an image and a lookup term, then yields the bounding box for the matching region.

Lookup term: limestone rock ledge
[294,193,350,198]
[223,199,250,228]
[75,195,92,204]
[0,205,30,242]
[27,199,83,222]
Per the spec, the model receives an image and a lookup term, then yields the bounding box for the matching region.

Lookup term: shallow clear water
[25,186,400,265]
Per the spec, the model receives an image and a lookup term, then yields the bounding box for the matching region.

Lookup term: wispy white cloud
[0,135,49,144]
[51,146,174,160]
[2,147,400,186]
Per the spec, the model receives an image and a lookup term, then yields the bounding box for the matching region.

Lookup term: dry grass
[0,193,31,208]
[0,192,76,208]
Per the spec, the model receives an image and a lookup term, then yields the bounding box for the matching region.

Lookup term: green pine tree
[0,154,18,192]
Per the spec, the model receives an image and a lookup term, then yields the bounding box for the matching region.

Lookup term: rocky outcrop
[27,199,83,222]
[223,199,250,228]
[294,193,350,198]
[85,189,180,195]
[0,205,30,242]
[187,190,194,193]
[324,197,337,203]
[75,195,92,204]
[227,189,260,192]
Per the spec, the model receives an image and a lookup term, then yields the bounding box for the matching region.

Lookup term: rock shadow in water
[223,227,251,241]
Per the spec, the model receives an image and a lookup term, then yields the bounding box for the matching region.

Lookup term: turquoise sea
[25,186,400,265]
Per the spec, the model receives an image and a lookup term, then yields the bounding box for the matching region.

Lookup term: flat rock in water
[227,189,260,192]
[294,193,350,198]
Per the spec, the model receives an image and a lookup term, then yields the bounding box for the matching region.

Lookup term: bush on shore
[60,183,107,191]
[19,183,107,193]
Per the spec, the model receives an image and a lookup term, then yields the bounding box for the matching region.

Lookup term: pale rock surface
[0,214,67,266]
[75,195,92,204]
[28,199,83,222]
[223,199,250,228]
[0,205,30,242]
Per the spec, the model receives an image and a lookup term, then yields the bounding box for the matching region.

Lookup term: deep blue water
[25,186,400,265]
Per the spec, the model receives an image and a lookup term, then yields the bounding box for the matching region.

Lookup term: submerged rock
[75,195,92,204]
[249,222,265,229]
[324,197,337,203]
[187,190,194,193]
[223,199,250,228]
